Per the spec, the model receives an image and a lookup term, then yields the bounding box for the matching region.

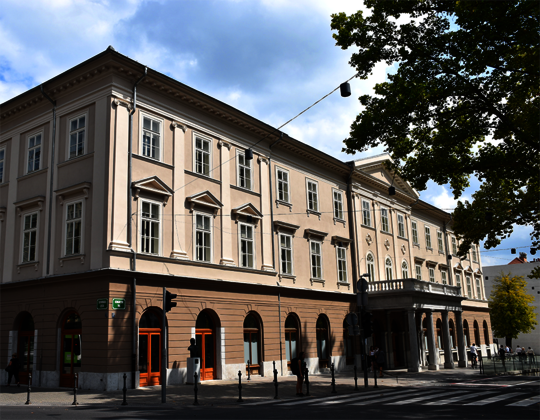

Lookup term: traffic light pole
[162,287,167,403]
[357,276,370,388]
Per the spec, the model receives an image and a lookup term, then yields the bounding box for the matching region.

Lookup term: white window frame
[366,252,376,282]
[385,257,393,280]
[401,260,409,278]
[64,200,84,256]
[415,264,422,280]
[276,167,290,204]
[0,146,5,183]
[475,278,482,299]
[437,231,444,253]
[362,199,371,227]
[309,240,323,280]
[380,207,390,233]
[441,270,448,285]
[336,246,348,283]
[67,113,87,159]
[140,199,161,255]
[237,150,252,190]
[451,236,457,255]
[397,214,405,238]
[21,211,39,263]
[425,226,432,249]
[279,233,293,276]
[306,179,319,213]
[466,276,473,298]
[333,189,344,221]
[140,112,163,161]
[26,131,43,174]
[238,222,255,268]
[412,220,419,245]
[472,245,478,262]
[194,211,213,263]
[455,272,462,295]
[193,133,212,177]
[428,266,435,282]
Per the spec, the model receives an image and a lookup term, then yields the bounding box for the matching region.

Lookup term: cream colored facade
[0,48,492,390]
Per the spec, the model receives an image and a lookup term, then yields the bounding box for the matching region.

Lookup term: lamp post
[357,273,370,387]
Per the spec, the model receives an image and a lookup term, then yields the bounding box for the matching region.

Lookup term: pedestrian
[470,343,478,368]
[376,347,386,377]
[5,353,20,387]
[519,346,527,362]
[291,352,305,396]
[505,345,510,353]
[499,344,506,367]
[526,347,535,364]
[369,346,375,373]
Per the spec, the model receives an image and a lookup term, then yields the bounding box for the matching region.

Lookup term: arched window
[139,309,162,387]
[449,319,456,348]
[244,313,262,375]
[385,257,393,280]
[463,320,470,347]
[473,320,481,346]
[366,253,375,282]
[60,312,82,387]
[285,314,300,370]
[343,318,354,365]
[401,260,409,278]
[316,315,330,369]
[436,319,443,350]
[483,320,490,346]
[196,310,218,381]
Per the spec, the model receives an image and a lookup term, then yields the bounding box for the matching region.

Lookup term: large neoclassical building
[0,48,493,390]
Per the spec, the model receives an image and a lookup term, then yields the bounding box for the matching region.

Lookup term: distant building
[483,254,540,350]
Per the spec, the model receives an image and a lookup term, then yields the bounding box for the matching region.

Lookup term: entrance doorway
[60,312,82,388]
[285,314,300,371]
[196,311,216,380]
[139,310,162,387]
[316,315,330,369]
[16,312,35,385]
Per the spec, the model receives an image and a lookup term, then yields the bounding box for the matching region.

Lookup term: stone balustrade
[367,278,461,296]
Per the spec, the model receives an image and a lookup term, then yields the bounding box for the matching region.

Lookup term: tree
[331,1,539,256]
[488,273,537,348]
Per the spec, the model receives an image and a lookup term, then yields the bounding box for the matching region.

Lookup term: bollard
[330,362,337,394]
[72,373,79,405]
[373,365,378,389]
[121,373,128,406]
[273,361,279,399]
[304,367,310,396]
[354,365,358,391]
[237,370,243,402]
[25,373,32,405]
[247,360,251,381]
[193,372,199,405]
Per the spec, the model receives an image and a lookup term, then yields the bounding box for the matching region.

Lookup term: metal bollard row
[237,370,243,402]
[304,367,310,396]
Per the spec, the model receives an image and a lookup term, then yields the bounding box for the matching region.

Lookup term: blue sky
[0,0,534,266]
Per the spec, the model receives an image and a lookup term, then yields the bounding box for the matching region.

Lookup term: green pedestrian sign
[97,299,108,310]
[112,298,126,310]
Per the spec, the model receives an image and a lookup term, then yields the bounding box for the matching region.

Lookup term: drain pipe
[129,67,147,389]
[346,164,359,294]
[41,85,56,276]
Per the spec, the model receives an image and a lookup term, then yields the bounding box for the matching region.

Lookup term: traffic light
[165,290,177,312]
[362,312,373,336]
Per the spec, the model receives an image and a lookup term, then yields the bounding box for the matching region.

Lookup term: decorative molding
[17,261,39,274]
[59,254,85,267]
[171,121,186,132]
[306,209,322,220]
[337,281,351,290]
[278,274,296,284]
[275,200,292,211]
[186,190,223,216]
[331,235,352,247]
[231,203,263,224]
[401,244,407,254]
[0,207,5,222]
[365,233,373,245]
[217,139,231,150]
[310,278,325,286]
[112,98,130,108]
[257,156,269,165]
[304,228,328,242]
[132,176,173,205]
[273,220,300,234]
[384,239,391,250]
[15,196,45,216]
[55,182,91,205]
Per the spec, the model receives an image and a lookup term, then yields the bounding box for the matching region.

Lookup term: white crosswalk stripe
[506,395,540,407]
[387,390,467,405]
[464,391,524,406]
[312,389,421,406]
[423,390,496,405]
[350,389,438,406]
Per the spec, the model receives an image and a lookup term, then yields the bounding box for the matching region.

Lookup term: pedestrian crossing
[243,387,539,408]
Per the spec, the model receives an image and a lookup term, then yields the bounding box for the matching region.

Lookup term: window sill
[333,217,346,227]
[134,154,174,169]
[231,184,260,197]
[306,209,321,220]
[337,281,350,290]
[310,278,325,286]
[17,261,39,273]
[58,152,94,168]
[413,243,420,248]
[276,200,292,211]
[279,274,296,283]
[426,247,433,251]
[185,170,221,185]
[397,235,408,240]
[59,254,85,267]
[18,167,48,181]
[361,224,374,230]
[380,230,391,235]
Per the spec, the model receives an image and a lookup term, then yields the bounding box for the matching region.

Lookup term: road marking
[243,398,297,406]
[507,379,540,387]
[386,390,452,405]
[464,392,524,406]
[506,395,540,407]
[278,393,367,406]
[350,389,426,406]
[424,391,496,405]
[311,389,420,406]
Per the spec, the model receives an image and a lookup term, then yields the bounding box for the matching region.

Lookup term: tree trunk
[505,337,512,350]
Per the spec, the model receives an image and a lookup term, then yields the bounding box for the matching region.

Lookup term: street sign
[97,298,108,310]
[112,298,126,310]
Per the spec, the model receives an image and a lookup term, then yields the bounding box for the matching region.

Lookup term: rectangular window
[65,201,82,256]
[455,273,462,294]
[142,115,161,160]
[69,115,86,159]
[279,233,293,275]
[472,245,478,262]
[429,267,435,282]
[466,276,472,298]
[333,190,344,220]
[397,214,405,237]
[22,212,38,263]
[0,147,5,183]
[437,231,444,253]
[195,213,212,262]
[337,247,347,282]
[306,180,319,212]
[239,223,254,268]
[195,136,211,176]
[451,236,457,255]
[237,152,252,190]
[362,200,371,226]
[441,270,448,285]
[412,221,419,245]
[476,278,482,299]
[415,264,422,280]
[141,201,160,254]
[310,241,322,279]
[276,168,290,203]
[425,226,432,249]
[27,133,42,173]
[381,207,389,233]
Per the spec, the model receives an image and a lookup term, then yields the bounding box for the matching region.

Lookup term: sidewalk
[0,367,490,407]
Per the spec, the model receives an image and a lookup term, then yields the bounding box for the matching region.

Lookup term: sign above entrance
[97,299,108,310]
[112,298,126,310]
